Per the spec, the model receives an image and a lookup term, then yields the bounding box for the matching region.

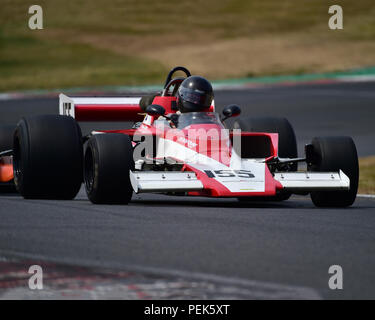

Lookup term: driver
[135,75,214,128]
[177,76,214,113]
[139,75,214,113]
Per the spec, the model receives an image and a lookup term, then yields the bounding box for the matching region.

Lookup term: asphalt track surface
[0,81,374,299]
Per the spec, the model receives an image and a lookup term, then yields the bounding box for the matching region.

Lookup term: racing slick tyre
[233,117,297,201]
[0,125,16,193]
[84,133,134,204]
[308,136,358,207]
[13,115,83,199]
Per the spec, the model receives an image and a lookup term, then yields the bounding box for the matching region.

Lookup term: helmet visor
[178,86,212,108]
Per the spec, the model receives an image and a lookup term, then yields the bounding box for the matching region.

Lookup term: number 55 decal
[204,170,255,179]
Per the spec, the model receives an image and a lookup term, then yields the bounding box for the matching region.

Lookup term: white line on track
[339,75,375,82]
[357,194,375,198]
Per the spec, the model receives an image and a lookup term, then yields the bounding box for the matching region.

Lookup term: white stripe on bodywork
[68,96,141,105]
[156,137,266,193]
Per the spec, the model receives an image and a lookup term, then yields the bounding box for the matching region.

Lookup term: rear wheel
[308,136,358,207]
[233,117,297,201]
[13,115,83,199]
[84,133,134,204]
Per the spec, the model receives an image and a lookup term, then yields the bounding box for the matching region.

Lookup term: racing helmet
[177,76,214,113]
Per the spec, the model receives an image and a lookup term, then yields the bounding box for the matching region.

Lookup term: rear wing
[60,94,216,122]
[59,94,144,122]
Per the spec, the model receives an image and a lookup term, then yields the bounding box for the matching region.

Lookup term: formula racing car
[0,66,359,207]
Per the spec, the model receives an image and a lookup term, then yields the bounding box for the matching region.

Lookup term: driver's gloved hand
[169,114,179,127]
[139,92,160,111]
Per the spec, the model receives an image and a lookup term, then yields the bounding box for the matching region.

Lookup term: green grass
[359,157,375,195]
[0,31,166,91]
[1,0,375,91]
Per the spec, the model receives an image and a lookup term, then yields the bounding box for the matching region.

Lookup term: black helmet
[177,76,214,113]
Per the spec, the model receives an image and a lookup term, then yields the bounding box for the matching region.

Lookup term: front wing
[129,168,350,197]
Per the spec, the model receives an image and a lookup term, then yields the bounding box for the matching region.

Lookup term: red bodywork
[75,104,144,122]
[73,96,214,122]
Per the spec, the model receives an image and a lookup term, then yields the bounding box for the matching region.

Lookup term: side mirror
[222,104,241,121]
[145,104,166,117]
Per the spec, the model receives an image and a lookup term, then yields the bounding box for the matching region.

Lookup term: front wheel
[84,133,134,204]
[308,136,358,207]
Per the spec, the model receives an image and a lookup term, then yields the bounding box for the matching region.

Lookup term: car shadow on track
[130,198,313,209]
[129,195,370,210]
[2,192,370,210]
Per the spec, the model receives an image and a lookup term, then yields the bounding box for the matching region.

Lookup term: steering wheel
[162,66,191,97]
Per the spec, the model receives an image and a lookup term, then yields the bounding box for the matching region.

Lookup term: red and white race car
[0,67,358,207]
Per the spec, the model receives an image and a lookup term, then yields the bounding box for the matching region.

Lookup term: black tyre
[233,117,297,201]
[84,133,134,204]
[13,115,83,199]
[309,136,358,207]
[0,125,16,193]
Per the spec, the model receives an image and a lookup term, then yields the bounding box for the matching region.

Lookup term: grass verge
[1,0,375,91]
[359,156,375,195]
[0,32,167,91]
